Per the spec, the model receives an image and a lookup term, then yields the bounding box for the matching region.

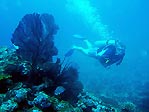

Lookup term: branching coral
[56,66,79,84]
[55,65,83,104]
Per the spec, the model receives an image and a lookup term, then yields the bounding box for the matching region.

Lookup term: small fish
[54,86,65,95]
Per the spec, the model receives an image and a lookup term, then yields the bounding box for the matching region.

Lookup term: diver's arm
[94,40,116,48]
[94,40,107,48]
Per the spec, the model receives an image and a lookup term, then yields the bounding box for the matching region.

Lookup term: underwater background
[0,0,149,111]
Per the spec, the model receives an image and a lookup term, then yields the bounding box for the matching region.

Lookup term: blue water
[0,0,149,111]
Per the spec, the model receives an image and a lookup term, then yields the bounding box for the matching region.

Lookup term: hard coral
[11,13,59,68]
[0,99,18,112]
[121,101,136,112]
[28,91,51,109]
[0,47,19,73]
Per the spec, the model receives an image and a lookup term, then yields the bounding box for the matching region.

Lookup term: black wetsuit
[98,45,125,67]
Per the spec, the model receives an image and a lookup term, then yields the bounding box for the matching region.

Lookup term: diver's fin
[65,49,75,57]
[73,34,86,40]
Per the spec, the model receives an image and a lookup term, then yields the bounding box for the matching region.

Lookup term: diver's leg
[73,34,86,40]
[73,34,92,48]
[84,40,93,48]
[73,45,89,55]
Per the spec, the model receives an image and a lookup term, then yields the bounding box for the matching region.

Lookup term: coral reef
[0,99,18,111]
[77,92,116,112]
[137,81,149,111]
[120,102,136,112]
[0,13,117,112]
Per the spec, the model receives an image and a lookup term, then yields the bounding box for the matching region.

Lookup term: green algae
[0,74,12,81]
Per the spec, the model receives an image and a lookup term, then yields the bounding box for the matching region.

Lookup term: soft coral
[11,13,59,67]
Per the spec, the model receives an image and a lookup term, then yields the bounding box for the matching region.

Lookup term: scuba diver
[65,34,125,68]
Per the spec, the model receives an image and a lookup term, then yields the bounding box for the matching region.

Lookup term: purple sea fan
[11,13,59,67]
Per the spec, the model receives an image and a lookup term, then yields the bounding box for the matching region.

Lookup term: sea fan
[11,13,59,68]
